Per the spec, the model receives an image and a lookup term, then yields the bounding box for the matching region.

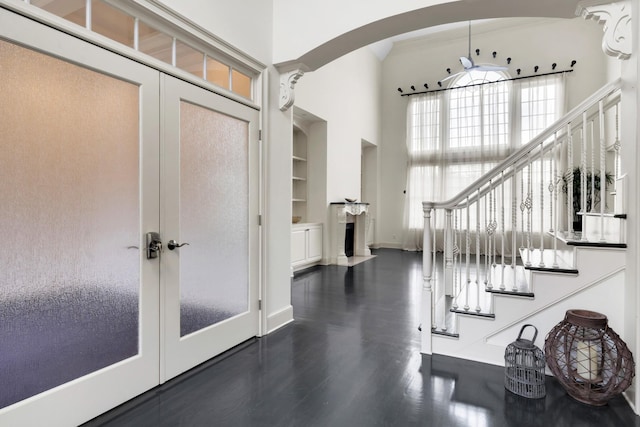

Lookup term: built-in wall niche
[291,107,327,271]
[292,107,327,227]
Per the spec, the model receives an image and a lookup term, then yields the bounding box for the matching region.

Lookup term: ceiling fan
[441,22,508,82]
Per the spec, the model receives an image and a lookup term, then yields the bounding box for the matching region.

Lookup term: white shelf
[292,155,307,162]
[292,198,307,202]
[292,176,307,181]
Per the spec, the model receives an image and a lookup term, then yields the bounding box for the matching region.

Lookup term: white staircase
[420,79,627,365]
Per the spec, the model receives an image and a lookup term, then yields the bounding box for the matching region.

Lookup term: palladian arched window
[403,69,565,250]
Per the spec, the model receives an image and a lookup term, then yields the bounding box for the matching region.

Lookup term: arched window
[403,69,565,249]
[449,70,510,149]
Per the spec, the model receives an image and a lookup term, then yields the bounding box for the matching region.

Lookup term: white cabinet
[291,223,323,271]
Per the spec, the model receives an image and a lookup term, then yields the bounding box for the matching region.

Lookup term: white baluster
[525,155,532,267]
[599,100,606,242]
[457,209,463,307]
[614,103,621,192]
[553,133,559,268]
[549,137,554,233]
[465,198,470,311]
[445,209,454,295]
[492,184,497,269]
[539,141,545,267]
[581,113,588,240]
[452,210,459,310]
[500,171,505,290]
[484,188,489,287]
[520,169,525,250]
[432,209,436,286]
[567,123,574,237]
[510,168,517,292]
[475,188,481,313]
[442,211,447,319]
[483,188,491,286]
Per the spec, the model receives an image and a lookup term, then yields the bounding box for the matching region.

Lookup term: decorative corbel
[579,1,631,60]
[279,69,305,111]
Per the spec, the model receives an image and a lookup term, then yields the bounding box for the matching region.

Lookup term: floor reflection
[85,249,639,427]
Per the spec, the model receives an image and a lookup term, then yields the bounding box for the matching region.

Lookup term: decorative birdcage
[505,324,546,399]
[544,309,635,406]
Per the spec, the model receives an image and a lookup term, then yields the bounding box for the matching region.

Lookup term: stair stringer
[432,246,626,367]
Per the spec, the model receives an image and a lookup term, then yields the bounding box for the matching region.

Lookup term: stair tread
[431,328,460,339]
[450,308,495,318]
[519,248,576,272]
[566,240,627,248]
[486,264,532,295]
[552,230,626,247]
[577,211,627,219]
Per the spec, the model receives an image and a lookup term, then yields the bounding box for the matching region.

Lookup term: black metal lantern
[544,309,635,406]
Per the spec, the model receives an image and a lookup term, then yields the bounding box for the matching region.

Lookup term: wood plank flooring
[84,248,639,427]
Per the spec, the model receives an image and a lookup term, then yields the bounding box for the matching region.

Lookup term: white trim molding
[266,305,294,333]
[279,69,304,111]
[579,1,631,60]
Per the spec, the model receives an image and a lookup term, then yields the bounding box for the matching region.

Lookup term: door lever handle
[167,240,190,250]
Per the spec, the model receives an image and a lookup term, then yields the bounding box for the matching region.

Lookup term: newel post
[421,202,434,354]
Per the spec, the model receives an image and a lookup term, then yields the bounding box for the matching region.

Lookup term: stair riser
[583,215,625,242]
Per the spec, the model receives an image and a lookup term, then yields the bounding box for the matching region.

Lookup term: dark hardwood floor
[85,248,639,427]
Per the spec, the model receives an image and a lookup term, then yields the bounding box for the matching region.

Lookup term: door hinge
[259,129,262,141]
[258,214,262,226]
[258,299,262,310]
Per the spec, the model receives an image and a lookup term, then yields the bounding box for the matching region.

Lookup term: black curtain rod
[400,69,573,97]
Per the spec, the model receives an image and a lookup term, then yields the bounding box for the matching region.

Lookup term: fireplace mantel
[330,202,369,218]
[329,202,371,265]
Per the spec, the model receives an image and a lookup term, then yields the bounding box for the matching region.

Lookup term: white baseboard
[266,305,294,334]
[374,242,403,249]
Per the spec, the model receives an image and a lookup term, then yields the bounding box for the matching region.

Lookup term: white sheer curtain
[402,71,565,252]
[402,92,441,250]
[517,74,566,235]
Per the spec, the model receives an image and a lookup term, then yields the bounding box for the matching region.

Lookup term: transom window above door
[24,0,256,100]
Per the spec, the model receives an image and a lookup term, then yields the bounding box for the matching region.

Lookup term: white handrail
[426,78,621,210]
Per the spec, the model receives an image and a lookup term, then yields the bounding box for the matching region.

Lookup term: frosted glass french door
[0,8,160,427]
[161,75,260,381]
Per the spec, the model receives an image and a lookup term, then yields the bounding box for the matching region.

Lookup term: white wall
[264,70,296,331]
[295,47,382,205]
[157,0,272,63]
[377,17,612,248]
[272,0,439,64]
